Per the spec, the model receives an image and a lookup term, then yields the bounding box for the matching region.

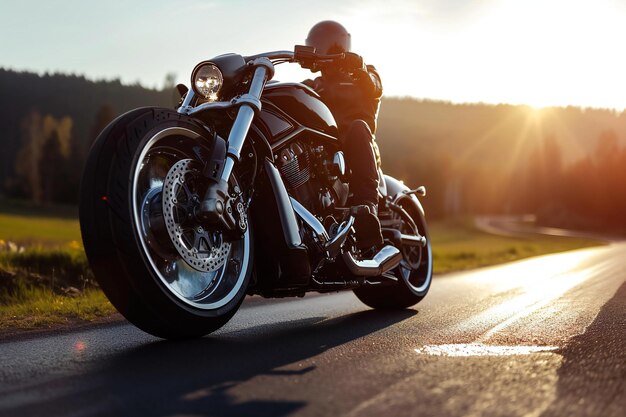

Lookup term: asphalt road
[1,243,625,417]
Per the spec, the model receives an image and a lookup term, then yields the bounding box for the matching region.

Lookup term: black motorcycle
[79,46,432,339]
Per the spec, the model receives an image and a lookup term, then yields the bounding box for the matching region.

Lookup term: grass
[0,246,109,333]
[0,245,93,285]
[0,199,106,333]
[0,287,116,332]
[0,199,606,334]
[429,219,603,274]
[0,213,80,244]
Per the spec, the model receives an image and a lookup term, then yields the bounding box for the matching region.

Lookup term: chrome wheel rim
[396,203,432,295]
[132,127,250,310]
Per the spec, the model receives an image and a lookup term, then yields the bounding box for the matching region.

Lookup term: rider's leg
[341,120,384,249]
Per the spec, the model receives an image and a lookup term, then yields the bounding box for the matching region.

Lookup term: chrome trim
[185,92,263,117]
[403,186,427,197]
[401,233,427,247]
[220,65,271,182]
[271,126,338,150]
[233,93,262,112]
[333,151,346,177]
[248,57,275,79]
[342,245,403,277]
[266,161,303,248]
[381,273,399,282]
[385,175,425,217]
[245,51,295,61]
[177,89,196,114]
[186,100,236,115]
[324,216,354,257]
[290,197,329,244]
[131,127,251,310]
[222,105,256,164]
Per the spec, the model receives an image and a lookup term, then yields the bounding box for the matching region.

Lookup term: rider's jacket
[304,64,383,135]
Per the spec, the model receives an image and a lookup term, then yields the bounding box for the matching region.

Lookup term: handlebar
[244,46,363,72]
[244,50,294,61]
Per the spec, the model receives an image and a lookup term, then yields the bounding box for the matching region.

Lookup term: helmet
[305,21,351,55]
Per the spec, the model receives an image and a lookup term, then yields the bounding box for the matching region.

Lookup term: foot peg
[401,233,427,247]
[342,245,403,277]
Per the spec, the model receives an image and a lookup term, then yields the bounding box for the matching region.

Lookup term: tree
[12,111,76,203]
[89,104,115,148]
[14,111,45,202]
[39,129,66,203]
[163,72,180,107]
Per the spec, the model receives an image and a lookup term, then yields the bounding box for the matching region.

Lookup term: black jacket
[304,65,383,135]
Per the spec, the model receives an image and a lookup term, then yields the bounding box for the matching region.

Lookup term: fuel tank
[259,82,339,145]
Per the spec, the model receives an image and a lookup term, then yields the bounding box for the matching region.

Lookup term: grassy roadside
[0,288,116,332]
[0,203,605,334]
[431,219,604,274]
[0,199,79,244]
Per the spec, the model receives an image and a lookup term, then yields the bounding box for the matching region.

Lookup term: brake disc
[162,159,231,272]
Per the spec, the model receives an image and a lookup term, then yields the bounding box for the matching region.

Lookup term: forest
[1,68,625,232]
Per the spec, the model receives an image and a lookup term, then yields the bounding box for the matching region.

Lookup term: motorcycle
[79,45,432,339]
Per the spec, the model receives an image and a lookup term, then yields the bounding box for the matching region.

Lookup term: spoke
[180,180,193,200]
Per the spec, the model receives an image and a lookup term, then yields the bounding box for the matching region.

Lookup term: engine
[276,140,349,214]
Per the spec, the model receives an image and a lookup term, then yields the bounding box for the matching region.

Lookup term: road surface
[1,243,625,417]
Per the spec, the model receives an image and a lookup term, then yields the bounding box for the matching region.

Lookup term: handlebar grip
[340,52,364,71]
[294,45,317,65]
[294,45,364,73]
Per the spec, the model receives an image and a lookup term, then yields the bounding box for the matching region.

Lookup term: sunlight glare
[334,0,626,109]
[415,343,558,357]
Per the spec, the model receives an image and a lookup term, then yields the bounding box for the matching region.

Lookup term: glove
[339,52,365,72]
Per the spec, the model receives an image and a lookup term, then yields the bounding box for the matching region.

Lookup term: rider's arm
[353,64,383,99]
[302,77,323,91]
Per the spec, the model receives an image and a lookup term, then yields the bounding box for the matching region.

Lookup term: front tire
[79,108,252,339]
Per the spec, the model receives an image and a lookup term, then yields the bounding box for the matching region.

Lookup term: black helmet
[305,21,351,55]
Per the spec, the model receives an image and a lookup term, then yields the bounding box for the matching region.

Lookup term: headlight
[191,63,223,101]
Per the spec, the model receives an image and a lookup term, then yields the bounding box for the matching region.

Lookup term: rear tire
[79,108,252,339]
[353,198,432,309]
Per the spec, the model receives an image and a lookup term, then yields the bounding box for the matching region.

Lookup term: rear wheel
[80,108,252,339]
[353,198,432,309]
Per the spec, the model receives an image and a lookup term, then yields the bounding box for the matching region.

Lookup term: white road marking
[414,343,558,357]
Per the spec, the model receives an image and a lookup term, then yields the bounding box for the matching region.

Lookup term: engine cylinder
[277,142,311,190]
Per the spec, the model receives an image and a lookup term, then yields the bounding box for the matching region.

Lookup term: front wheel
[353,198,432,309]
[79,108,253,339]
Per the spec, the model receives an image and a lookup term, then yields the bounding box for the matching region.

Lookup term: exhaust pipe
[342,245,403,277]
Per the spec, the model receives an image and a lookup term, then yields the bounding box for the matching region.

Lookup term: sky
[1,0,625,109]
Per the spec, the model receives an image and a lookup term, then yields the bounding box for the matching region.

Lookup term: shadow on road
[540,280,626,417]
[4,309,416,417]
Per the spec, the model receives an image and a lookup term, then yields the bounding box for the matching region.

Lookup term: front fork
[181,58,275,234]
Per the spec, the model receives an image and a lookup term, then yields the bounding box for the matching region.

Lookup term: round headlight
[192,63,223,101]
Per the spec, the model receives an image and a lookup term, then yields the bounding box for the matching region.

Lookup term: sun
[525,105,547,120]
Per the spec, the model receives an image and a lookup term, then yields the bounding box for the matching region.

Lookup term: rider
[303,21,384,250]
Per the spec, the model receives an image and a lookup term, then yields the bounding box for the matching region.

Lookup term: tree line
[1,68,625,232]
[377,99,626,232]
[0,69,174,203]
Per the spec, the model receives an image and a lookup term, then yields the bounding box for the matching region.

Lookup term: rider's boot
[352,203,384,251]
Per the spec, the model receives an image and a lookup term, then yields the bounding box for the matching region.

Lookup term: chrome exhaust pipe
[342,245,403,277]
